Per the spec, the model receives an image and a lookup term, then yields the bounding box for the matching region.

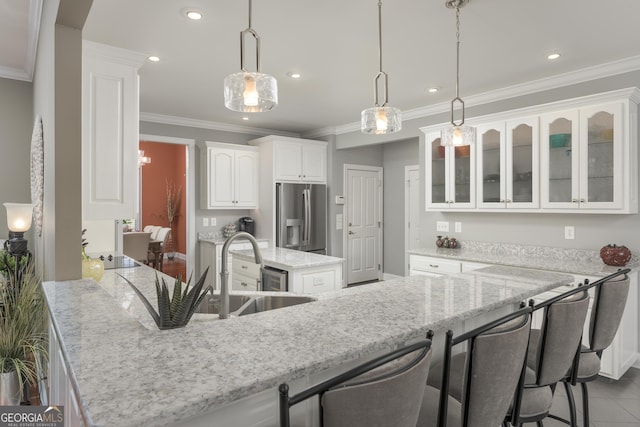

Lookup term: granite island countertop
[409,241,640,277]
[43,262,573,427]
[231,247,344,270]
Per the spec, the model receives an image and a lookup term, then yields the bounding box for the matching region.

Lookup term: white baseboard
[632,354,640,370]
[383,273,402,281]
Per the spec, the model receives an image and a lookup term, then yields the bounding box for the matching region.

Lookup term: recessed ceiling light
[547,53,561,60]
[185,10,203,20]
[286,72,302,79]
[242,117,249,121]
[148,56,160,62]
[427,87,439,93]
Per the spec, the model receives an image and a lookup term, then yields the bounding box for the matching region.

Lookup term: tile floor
[536,367,640,427]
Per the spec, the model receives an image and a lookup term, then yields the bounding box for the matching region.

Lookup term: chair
[419,305,533,427]
[554,269,631,427]
[279,335,433,427]
[148,227,172,271]
[507,284,591,427]
[123,232,152,264]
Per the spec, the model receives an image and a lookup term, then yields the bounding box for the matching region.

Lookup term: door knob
[348,231,355,235]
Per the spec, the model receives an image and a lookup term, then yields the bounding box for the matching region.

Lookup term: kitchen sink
[195,294,315,317]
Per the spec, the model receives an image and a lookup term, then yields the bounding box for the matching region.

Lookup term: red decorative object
[600,244,632,266]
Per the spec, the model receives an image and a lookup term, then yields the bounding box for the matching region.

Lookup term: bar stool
[278,334,433,427]
[553,269,631,427]
[508,284,591,427]
[418,305,533,427]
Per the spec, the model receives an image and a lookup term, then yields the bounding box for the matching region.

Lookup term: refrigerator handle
[303,188,310,245]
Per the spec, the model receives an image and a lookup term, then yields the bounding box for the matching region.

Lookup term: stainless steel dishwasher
[261,266,288,291]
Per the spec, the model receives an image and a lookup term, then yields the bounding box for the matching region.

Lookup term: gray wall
[0,78,33,240]
[382,138,419,276]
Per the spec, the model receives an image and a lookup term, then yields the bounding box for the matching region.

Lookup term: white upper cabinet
[422,87,639,214]
[82,42,146,220]
[425,131,475,210]
[476,117,539,210]
[200,142,259,209]
[272,139,327,183]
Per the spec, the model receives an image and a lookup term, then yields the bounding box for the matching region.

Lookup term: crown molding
[326,55,640,136]
[0,0,42,82]
[0,66,31,82]
[139,112,301,138]
[83,40,148,68]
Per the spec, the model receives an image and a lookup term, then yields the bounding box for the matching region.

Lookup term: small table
[148,240,163,271]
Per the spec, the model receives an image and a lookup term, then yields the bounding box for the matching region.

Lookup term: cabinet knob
[241,282,247,287]
[429,264,439,268]
[303,175,306,178]
[500,199,505,203]
[348,231,355,235]
[506,199,512,203]
[241,265,248,269]
[572,199,579,203]
[580,199,586,203]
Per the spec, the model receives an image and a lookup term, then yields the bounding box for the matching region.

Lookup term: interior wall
[0,78,33,241]
[139,141,187,254]
[382,138,419,276]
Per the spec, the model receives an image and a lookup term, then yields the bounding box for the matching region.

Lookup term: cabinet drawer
[409,255,461,275]
[232,273,259,291]
[233,258,261,279]
[301,270,335,293]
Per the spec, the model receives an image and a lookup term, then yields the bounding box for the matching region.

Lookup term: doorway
[343,164,383,285]
[404,165,420,276]
[138,134,195,278]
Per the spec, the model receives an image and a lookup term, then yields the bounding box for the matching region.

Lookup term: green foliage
[0,250,29,275]
[119,267,211,330]
[0,262,48,399]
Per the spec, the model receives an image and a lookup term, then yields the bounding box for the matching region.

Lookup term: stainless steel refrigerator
[276,183,327,254]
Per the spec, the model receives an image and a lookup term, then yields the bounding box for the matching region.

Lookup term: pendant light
[361,0,401,134]
[441,0,475,147]
[224,0,278,112]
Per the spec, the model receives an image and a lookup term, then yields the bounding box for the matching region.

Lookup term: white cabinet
[232,257,261,291]
[49,323,85,427]
[424,131,476,210]
[476,117,539,209]
[540,101,637,212]
[290,264,343,293]
[274,140,327,183]
[409,254,490,277]
[200,142,259,209]
[82,41,146,220]
[200,239,269,291]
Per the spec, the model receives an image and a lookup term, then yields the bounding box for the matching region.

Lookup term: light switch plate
[336,214,343,230]
[203,217,209,227]
[564,226,575,240]
[210,217,217,227]
[436,221,449,232]
[455,222,462,233]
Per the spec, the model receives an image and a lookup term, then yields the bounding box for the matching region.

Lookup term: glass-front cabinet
[541,103,624,210]
[476,117,539,209]
[425,131,475,210]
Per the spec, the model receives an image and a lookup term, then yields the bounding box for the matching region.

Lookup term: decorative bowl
[600,244,632,266]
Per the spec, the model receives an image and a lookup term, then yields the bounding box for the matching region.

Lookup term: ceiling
[4,1,640,136]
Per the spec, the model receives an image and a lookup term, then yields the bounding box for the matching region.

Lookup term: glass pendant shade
[361,106,402,134]
[441,124,476,147]
[4,203,34,232]
[224,71,278,112]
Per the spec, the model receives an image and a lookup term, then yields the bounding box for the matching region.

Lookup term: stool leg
[581,382,589,427]
[563,381,578,427]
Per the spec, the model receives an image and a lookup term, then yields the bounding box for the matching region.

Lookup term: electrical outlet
[455,222,462,233]
[210,217,217,227]
[564,226,575,240]
[203,217,209,227]
[436,221,449,232]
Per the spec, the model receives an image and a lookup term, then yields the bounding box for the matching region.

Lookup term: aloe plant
[119,267,211,330]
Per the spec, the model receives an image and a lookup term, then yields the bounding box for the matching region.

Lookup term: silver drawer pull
[241,282,247,287]
[429,264,439,268]
[241,265,248,269]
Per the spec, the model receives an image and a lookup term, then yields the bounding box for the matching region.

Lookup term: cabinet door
[274,142,303,182]
[301,144,327,183]
[540,110,580,209]
[82,56,139,220]
[450,141,475,209]
[507,117,539,208]
[425,132,449,209]
[579,103,624,210]
[234,150,259,208]
[208,148,235,207]
[476,123,505,208]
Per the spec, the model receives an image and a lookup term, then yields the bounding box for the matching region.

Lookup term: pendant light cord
[240,0,260,72]
[378,0,383,73]
[372,0,389,107]
[455,5,460,100]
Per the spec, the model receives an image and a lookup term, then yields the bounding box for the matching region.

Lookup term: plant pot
[0,371,21,405]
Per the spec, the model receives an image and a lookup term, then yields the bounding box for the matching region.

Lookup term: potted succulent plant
[0,261,47,405]
[119,268,211,330]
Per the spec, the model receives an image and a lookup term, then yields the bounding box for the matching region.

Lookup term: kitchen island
[43,262,573,426]
[232,247,344,293]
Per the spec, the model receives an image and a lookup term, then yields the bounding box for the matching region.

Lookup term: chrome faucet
[219,232,263,319]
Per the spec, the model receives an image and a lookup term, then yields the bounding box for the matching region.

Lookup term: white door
[405,165,420,276]
[345,165,382,284]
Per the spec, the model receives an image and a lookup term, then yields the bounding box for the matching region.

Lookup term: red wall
[139,141,187,255]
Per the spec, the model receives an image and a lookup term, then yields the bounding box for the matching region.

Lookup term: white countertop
[409,240,639,277]
[43,261,572,427]
[231,247,343,270]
